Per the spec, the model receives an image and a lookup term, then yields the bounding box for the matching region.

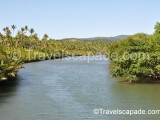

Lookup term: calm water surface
[0,56,160,120]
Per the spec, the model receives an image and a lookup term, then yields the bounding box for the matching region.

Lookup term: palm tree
[19,27,25,46]
[21,27,25,34]
[3,27,11,37]
[24,25,28,35]
[11,25,16,36]
[2,27,11,46]
[29,28,34,36]
[28,28,35,48]
[3,28,6,34]
[3,27,8,35]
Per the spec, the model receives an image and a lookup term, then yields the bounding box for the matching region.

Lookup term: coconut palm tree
[28,28,35,48]
[3,27,11,38]
[24,25,28,35]
[21,27,25,34]
[11,25,16,36]
[29,28,34,36]
[3,27,8,35]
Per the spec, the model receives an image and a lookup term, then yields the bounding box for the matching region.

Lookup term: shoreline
[2,55,160,84]
[0,55,106,82]
[0,55,67,82]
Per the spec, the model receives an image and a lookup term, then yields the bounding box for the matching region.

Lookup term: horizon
[0,0,160,39]
[60,35,130,40]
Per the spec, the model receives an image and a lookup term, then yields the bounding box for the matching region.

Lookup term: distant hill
[61,38,80,42]
[60,35,130,42]
[80,35,130,41]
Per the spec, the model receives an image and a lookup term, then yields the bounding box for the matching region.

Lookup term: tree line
[1,22,160,83]
[0,25,109,81]
[108,22,160,83]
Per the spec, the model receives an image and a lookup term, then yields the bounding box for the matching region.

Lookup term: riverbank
[0,54,97,82]
[0,54,67,82]
[0,25,109,82]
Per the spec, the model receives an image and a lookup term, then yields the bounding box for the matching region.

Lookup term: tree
[42,34,49,41]
[154,22,160,35]
[29,28,34,36]
[24,25,28,35]
[21,27,25,34]
[11,25,16,36]
[3,27,11,38]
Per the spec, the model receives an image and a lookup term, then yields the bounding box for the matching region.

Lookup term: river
[0,56,160,120]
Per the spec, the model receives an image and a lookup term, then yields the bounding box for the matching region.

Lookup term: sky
[0,0,160,39]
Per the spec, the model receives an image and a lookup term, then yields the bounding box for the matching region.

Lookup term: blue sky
[0,0,160,39]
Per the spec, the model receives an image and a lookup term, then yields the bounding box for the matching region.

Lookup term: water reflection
[111,82,160,109]
[0,75,21,104]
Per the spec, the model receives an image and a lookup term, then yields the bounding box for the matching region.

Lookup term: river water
[0,56,160,120]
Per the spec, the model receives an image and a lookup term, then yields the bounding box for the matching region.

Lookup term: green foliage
[109,22,160,82]
[0,25,109,81]
[154,22,160,35]
[2,22,160,83]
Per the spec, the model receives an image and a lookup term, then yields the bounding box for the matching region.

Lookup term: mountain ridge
[60,35,130,41]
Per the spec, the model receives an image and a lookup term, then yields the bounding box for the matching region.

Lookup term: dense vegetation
[0,25,109,81]
[1,22,160,83]
[109,22,160,83]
